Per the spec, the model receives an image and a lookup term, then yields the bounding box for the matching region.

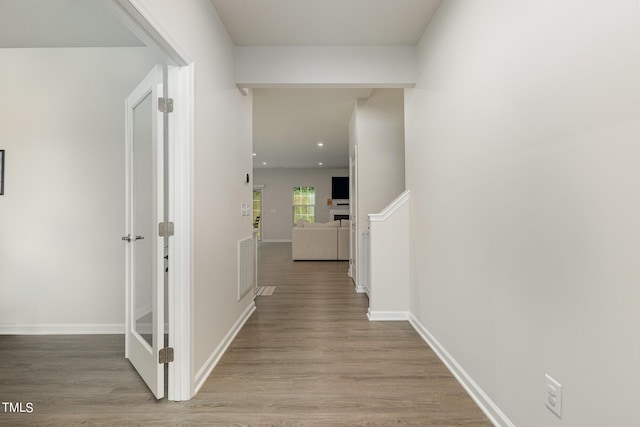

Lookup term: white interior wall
[405,1,640,425]
[140,0,254,387]
[253,168,348,241]
[349,89,405,293]
[355,89,405,223]
[0,47,160,332]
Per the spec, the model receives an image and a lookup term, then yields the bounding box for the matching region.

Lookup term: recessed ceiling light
[262,162,267,165]
[317,142,324,147]
[318,162,323,166]
[252,153,257,156]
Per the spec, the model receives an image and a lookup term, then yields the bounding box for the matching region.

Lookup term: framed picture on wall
[0,150,4,195]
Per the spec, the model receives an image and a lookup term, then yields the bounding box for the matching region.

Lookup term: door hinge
[158,97,174,113]
[159,347,174,364]
[159,222,175,237]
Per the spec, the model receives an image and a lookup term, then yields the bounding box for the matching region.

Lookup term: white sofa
[292,220,350,261]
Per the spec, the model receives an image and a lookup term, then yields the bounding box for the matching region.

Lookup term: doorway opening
[253,186,263,240]
[0,0,194,402]
[106,0,194,401]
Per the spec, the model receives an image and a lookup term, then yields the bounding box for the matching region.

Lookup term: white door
[124,65,165,399]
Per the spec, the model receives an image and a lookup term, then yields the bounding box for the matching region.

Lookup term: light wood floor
[0,242,491,426]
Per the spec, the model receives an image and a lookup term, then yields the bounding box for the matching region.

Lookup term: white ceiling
[0,0,143,48]
[253,88,375,169]
[1,1,441,170]
[210,0,441,46]
[212,0,441,169]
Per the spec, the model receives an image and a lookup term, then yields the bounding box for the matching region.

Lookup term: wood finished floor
[0,242,491,426]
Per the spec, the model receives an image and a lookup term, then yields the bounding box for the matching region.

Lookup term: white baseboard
[355,283,369,295]
[367,309,409,321]
[408,314,514,427]
[261,239,292,243]
[0,324,125,335]
[193,302,256,394]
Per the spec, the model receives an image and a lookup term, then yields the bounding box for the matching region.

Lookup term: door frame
[104,0,194,401]
[349,146,358,288]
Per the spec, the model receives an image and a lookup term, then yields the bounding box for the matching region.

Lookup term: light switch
[545,374,562,418]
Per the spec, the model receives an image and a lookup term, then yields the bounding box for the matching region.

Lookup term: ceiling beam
[235,46,417,88]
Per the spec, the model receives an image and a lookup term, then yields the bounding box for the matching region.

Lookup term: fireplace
[330,208,350,222]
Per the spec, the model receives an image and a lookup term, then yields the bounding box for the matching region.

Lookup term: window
[293,186,315,224]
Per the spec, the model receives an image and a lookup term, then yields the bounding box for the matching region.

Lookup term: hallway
[200,242,491,425]
[0,243,490,426]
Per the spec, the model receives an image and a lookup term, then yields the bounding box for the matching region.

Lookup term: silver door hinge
[158,97,173,113]
[159,222,174,237]
[159,347,174,364]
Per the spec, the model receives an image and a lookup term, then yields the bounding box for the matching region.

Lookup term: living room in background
[293,186,315,224]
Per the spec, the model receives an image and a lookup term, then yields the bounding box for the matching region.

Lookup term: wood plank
[0,242,491,426]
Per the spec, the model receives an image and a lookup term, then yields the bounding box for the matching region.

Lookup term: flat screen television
[331,176,349,200]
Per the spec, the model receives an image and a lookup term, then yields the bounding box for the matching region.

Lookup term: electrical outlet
[545,374,562,418]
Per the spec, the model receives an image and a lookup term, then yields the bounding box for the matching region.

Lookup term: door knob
[122,235,144,242]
